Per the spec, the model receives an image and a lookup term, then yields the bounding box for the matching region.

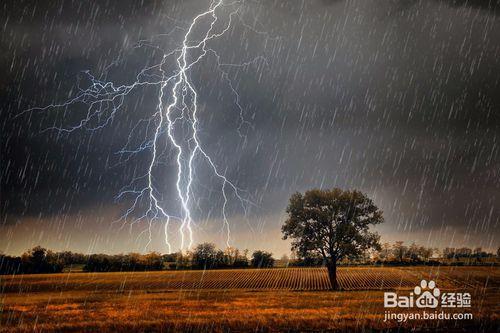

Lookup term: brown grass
[1,266,498,332]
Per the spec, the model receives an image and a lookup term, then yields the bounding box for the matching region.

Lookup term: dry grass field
[1,266,499,332]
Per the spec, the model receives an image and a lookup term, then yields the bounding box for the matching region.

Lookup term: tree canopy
[282,188,383,289]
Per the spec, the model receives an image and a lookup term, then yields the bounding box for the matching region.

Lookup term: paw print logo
[414,280,440,308]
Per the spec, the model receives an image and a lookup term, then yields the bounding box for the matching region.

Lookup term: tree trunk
[326,260,339,290]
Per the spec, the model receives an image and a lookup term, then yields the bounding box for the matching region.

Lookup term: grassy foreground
[1,266,498,332]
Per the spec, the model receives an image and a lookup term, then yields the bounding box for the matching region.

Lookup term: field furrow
[2,266,491,293]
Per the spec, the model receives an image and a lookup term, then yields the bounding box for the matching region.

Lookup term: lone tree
[282,188,383,290]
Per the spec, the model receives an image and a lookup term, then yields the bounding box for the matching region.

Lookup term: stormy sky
[1,0,499,255]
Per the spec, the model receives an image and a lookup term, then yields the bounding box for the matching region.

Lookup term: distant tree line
[290,241,500,266]
[374,241,438,264]
[1,243,498,275]
[442,247,497,260]
[165,243,274,270]
[0,246,66,275]
[0,243,276,275]
[84,252,164,272]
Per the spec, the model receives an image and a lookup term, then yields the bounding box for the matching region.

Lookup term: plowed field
[1,266,496,293]
[1,266,498,332]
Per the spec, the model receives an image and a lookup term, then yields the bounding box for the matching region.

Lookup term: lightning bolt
[20,0,274,252]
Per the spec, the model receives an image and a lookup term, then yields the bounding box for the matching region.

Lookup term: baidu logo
[384,280,471,309]
[414,279,440,308]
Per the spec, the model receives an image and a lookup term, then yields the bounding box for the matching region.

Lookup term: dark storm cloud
[1,0,499,253]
